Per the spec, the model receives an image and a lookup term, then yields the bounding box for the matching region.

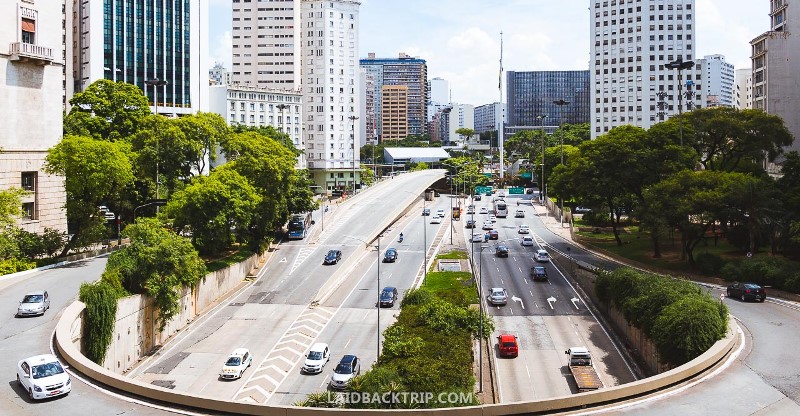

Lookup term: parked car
[726,282,766,302]
[465,219,476,228]
[219,348,252,380]
[379,287,399,307]
[473,194,482,201]
[488,287,508,305]
[383,248,398,263]
[471,234,484,243]
[16,291,50,317]
[324,249,342,265]
[482,221,493,230]
[330,355,361,389]
[531,266,548,281]
[515,210,525,218]
[431,215,442,224]
[302,343,330,374]
[534,249,550,262]
[518,224,530,234]
[497,334,519,358]
[16,354,71,400]
[495,244,509,257]
[521,236,535,246]
[488,230,499,240]
[422,208,430,216]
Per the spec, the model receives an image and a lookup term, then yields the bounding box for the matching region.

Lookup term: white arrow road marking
[280,257,287,263]
[512,296,525,309]
[547,296,557,309]
[571,297,581,310]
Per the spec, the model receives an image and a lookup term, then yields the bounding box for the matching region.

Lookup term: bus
[494,199,508,218]
[287,212,313,239]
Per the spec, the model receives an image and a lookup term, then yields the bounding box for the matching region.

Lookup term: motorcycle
[398,234,404,243]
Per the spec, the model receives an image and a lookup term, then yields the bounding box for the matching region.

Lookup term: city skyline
[210,0,769,106]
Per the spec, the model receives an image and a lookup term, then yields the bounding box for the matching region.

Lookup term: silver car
[488,287,508,306]
[17,291,50,317]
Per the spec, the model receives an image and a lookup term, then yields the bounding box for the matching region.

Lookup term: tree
[774,152,800,254]
[455,128,474,142]
[555,122,591,146]
[409,162,429,172]
[285,169,318,215]
[651,295,728,366]
[64,80,151,141]
[175,112,230,175]
[44,135,135,256]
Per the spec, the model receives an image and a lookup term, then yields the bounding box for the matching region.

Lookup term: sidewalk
[530,200,573,242]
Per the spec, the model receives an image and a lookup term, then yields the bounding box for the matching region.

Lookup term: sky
[208,0,770,106]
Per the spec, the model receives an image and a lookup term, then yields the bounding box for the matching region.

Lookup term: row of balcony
[9,41,54,65]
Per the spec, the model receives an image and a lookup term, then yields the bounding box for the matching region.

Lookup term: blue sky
[208,0,769,105]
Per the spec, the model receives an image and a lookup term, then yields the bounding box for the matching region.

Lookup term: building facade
[70,0,209,115]
[751,0,800,154]
[590,0,700,138]
[506,70,590,138]
[474,102,505,135]
[735,67,752,110]
[381,85,408,141]
[428,76,449,122]
[360,52,428,140]
[698,54,735,107]
[1,0,67,234]
[209,62,230,85]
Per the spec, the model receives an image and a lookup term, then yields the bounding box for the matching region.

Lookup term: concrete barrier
[55,299,739,415]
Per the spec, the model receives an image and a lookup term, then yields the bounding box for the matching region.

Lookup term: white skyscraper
[698,54,735,107]
[735,67,752,110]
[590,0,700,138]
[428,77,449,122]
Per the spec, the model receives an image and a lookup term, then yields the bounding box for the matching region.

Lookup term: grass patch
[426,271,478,305]
[436,250,469,260]
[204,248,256,272]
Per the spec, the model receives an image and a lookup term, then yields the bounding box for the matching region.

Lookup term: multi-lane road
[2,173,800,414]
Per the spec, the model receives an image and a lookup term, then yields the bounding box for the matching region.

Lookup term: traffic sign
[508,187,524,194]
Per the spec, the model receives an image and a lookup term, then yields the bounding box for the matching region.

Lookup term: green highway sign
[475,186,492,194]
[508,187,524,194]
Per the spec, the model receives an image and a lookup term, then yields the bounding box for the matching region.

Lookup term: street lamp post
[536,115,548,202]
[349,115,360,195]
[665,57,695,146]
[145,78,168,213]
[553,99,570,227]
[276,103,289,133]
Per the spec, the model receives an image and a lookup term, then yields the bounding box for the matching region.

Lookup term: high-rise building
[698,54,735,107]
[590,0,700,138]
[381,85,408,141]
[751,0,800,153]
[428,77,450,122]
[360,52,428,139]
[735,67,752,110]
[209,62,231,86]
[231,0,301,88]
[1,0,67,234]
[362,68,376,143]
[447,103,474,143]
[70,0,209,115]
[474,102,505,135]
[506,70,590,138]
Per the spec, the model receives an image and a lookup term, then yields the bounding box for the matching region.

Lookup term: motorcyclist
[399,232,404,241]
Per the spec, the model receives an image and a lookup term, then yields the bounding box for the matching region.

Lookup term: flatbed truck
[565,347,603,393]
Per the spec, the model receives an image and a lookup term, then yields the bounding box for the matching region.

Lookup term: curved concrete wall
[56,300,740,415]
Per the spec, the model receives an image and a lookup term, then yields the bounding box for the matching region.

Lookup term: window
[22,203,34,220]
[21,172,36,191]
[21,18,35,44]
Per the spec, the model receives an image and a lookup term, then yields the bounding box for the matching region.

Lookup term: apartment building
[590,0,701,138]
[474,102,505,135]
[1,0,67,234]
[381,85,408,141]
[735,67,752,110]
[506,70,590,139]
[698,54,735,107]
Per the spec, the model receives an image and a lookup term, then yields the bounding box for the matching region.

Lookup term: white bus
[494,199,508,218]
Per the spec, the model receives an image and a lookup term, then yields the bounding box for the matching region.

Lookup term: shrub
[651,295,728,366]
[581,210,609,226]
[79,280,123,364]
[0,258,36,275]
[694,252,725,276]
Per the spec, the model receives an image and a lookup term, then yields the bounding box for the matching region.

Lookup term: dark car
[488,230,499,240]
[422,208,430,216]
[329,355,360,390]
[379,287,398,307]
[465,219,476,228]
[726,282,766,302]
[495,244,509,257]
[531,266,548,281]
[323,249,342,265]
[383,248,398,263]
[473,194,482,201]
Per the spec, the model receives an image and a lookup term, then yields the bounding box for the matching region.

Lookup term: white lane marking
[318,374,330,389]
[547,296,557,309]
[344,339,351,350]
[571,297,582,310]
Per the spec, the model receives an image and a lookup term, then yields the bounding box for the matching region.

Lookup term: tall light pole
[349,115,360,195]
[665,57,694,146]
[276,103,289,132]
[536,114,548,202]
[145,78,168,213]
[553,99,569,226]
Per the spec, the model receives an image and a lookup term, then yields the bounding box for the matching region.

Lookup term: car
[488,214,497,222]
[302,343,330,374]
[497,334,519,358]
[482,221,493,230]
[431,215,442,224]
[473,194,482,201]
[466,206,475,214]
[574,206,592,214]
[383,248,398,263]
[498,192,506,198]
[219,348,252,380]
[465,219,476,228]
[485,191,492,196]
[422,208,430,216]
[534,249,550,262]
[471,233,484,243]
[488,230,499,240]
[330,355,361,389]
[479,207,488,214]
[726,282,766,302]
[518,224,530,234]
[515,210,525,218]
[521,236,535,246]
[323,249,342,265]
[379,286,399,307]
[526,188,534,194]
[436,208,445,217]
[17,291,50,317]
[531,266,548,281]
[488,287,508,305]
[16,354,71,400]
[495,244,509,257]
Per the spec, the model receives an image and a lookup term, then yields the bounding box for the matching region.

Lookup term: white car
[471,233,484,243]
[466,206,475,214]
[488,214,497,222]
[479,207,488,214]
[220,348,253,380]
[518,224,530,234]
[535,249,551,262]
[436,208,445,217]
[302,343,330,374]
[17,354,71,400]
[431,215,442,224]
[515,210,525,218]
[521,236,535,246]
[17,291,50,317]
[482,221,493,230]
[488,287,508,306]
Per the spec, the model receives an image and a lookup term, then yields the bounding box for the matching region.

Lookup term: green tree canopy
[65,80,151,141]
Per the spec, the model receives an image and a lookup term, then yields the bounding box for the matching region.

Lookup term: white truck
[565,347,603,393]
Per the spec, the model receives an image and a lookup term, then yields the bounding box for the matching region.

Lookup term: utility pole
[553,99,570,226]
